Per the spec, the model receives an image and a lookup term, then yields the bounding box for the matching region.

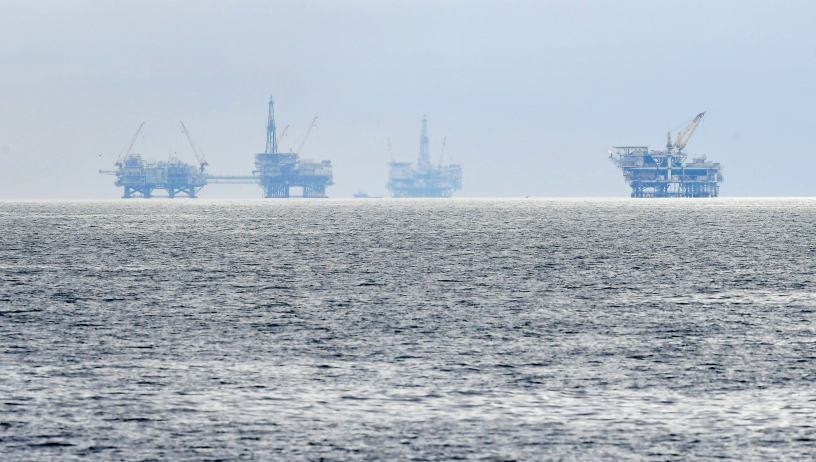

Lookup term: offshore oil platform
[99,122,212,198]
[387,117,462,197]
[609,111,724,198]
[253,97,333,198]
[100,96,333,198]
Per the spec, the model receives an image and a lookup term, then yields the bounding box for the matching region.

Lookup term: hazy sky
[1,0,815,198]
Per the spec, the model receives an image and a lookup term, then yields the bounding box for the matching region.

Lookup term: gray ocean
[1,198,815,461]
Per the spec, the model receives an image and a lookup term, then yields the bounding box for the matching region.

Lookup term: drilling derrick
[253,96,334,198]
[609,111,724,198]
[386,117,463,198]
[419,117,431,166]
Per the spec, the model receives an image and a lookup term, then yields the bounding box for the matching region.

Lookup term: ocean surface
[1,198,815,461]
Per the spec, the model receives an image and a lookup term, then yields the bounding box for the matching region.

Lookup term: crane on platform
[115,122,145,167]
[296,117,318,156]
[669,111,706,153]
[180,122,208,172]
[276,125,289,150]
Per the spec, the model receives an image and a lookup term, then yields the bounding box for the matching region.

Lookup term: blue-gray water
[1,199,815,461]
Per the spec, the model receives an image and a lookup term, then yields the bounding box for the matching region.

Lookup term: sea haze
[1,199,814,460]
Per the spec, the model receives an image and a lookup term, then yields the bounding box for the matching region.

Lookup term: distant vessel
[353,191,382,198]
[609,112,723,198]
[386,117,462,198]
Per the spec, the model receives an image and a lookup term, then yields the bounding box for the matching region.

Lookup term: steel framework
[386,117,462,198]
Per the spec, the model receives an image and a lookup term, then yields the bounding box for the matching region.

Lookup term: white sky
[1,0,814,198]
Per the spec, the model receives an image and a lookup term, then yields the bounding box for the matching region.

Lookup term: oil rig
[253,97,333,198]
[100,96,333,198]
[99,122,213,198]
[387,117,462,197]
[609,111,724,198]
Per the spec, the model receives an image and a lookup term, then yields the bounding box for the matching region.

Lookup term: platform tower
[266,96,277,155]
[419,116,430,166]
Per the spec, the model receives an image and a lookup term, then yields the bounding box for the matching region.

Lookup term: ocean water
[1,198,815,461]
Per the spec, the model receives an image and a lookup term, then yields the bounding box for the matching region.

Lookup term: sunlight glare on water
[1,198,815,460]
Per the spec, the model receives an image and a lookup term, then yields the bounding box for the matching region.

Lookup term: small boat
[354,191,382,198]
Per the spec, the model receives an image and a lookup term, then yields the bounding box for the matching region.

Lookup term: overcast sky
[1,0,814,198]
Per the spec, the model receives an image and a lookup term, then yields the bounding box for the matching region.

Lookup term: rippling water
[1,198,815,460]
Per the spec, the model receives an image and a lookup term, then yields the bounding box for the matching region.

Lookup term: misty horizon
[1,1,815,199]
